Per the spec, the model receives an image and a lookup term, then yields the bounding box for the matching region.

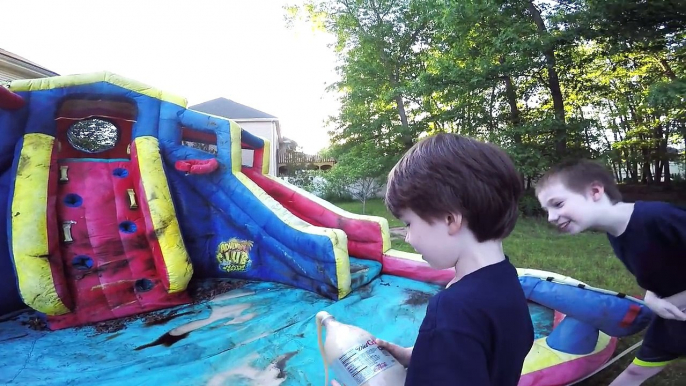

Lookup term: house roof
[189,97,277,120]
[0,48,59,76]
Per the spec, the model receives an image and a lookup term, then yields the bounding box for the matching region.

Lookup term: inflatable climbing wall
[2,74,195,329]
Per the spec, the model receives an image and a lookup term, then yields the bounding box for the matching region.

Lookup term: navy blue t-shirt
[405,258,534,386]
[607,201,686,355]
[607,201,686,298]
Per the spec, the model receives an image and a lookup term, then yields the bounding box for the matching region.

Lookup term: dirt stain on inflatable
[134,331,190,350]
[144,310,196,327]
[350,264,370,289]
[275,351,298,378]
[404,289,432,306]
[104,332,123,341]
[0,333,28,342]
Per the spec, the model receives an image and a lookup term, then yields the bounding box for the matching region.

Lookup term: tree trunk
[654,124,665,183]
[642,150,653,184]
[664,122,672,184]
[501,56,522,144]
[527,1,566,155]
[388,70,413,150]
[488,86,497,133]
[658,58,677,80]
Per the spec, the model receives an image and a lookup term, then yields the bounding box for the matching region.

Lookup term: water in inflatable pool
[1,270,558,386]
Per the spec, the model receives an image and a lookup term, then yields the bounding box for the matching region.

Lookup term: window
[181,128,218,155]
[67,118,119,153]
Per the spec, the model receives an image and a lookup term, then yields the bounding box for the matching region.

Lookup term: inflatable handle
[174,158,219,175]
[0,86,25,110]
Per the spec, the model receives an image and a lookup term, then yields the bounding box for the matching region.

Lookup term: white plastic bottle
[316,311,407,386]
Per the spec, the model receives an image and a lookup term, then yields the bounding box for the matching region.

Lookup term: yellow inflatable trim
[521,332,612,375]
[135,136,193,292]
[11,133,70,315]
[229,121,351,299]
[230,119,243,174]
[261,139,271,175]
[384,248,423,262]
[10,71,187,108]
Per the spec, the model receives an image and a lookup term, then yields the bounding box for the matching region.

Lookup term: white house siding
[237,120,279,176]
[0,68,14,83]
[0,51,58,84]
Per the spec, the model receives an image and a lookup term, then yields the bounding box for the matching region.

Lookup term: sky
[0,0,340,154]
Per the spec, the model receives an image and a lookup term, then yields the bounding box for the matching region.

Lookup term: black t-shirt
[405,258,534,386]
[607,201,686,298]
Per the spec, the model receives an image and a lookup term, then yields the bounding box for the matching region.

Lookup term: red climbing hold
[174,158,219,175]
[0,86,25,110]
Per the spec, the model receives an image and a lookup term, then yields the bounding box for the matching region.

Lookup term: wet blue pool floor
[0,265,553,385]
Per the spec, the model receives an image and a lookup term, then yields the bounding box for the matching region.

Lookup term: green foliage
[519,189,546,218]
[284,169,320,192]
[322,142,393,213]
[286,0,686,189]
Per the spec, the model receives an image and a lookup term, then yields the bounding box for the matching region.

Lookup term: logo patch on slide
[216,238,254,272]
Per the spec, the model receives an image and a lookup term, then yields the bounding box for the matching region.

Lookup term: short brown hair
[385,133,523,242]
[535,159,622,203]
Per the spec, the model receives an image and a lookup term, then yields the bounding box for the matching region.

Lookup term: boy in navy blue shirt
[536,159,686,385]
[331,134,533,385]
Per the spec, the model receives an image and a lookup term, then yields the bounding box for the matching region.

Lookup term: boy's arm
[664,289,686,310]
[406,329,489,385]
[645,205,686,312]
[644,290,686,321]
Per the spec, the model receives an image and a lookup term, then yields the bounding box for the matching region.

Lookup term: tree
[284,0,686,191]
[321,142,392,213]
[286,0,433,160]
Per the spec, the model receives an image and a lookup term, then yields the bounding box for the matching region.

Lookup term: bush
[519,189,545,218]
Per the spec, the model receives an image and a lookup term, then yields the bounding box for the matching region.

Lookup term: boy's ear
[446,212,463,235]
[589,182,605,201]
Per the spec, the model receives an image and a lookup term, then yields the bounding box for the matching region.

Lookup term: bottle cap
[316,311,335,325]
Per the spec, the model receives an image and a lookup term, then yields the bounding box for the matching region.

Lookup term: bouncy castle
[0,72,653,385]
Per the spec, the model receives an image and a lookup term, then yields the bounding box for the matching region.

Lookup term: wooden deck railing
[278,152,336,165]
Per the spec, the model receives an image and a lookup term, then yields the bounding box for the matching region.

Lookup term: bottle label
[330,339,400,385]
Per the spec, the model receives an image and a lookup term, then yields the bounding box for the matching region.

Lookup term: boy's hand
[663,289,686,311]
[376,338,413,367]
[645,291,686,321]
[329,341,410,386]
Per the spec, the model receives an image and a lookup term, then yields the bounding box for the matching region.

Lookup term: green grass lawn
[335,198,685,385]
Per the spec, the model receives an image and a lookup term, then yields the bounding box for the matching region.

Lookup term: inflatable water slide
[0,72,653,385]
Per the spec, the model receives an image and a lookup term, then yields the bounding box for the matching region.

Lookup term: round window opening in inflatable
[67,118,119,153]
